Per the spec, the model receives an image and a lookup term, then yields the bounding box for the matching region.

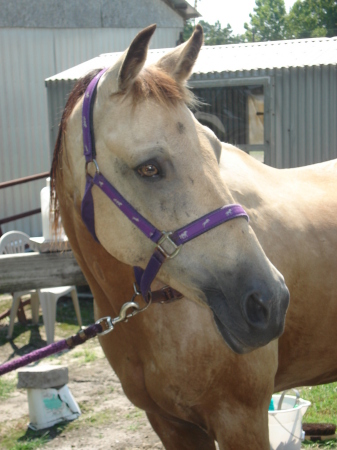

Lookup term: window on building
[192,85,265,162]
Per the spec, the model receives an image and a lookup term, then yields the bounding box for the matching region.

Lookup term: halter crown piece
[81,69,249,302]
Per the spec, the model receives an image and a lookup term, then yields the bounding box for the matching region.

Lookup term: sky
[187,0,297,34]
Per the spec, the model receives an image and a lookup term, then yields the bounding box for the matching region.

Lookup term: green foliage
[184,0,337,45]
[183,20,194,41]
[0,426,50,450]
[286,0,337,38]
[183,20,245,45]
[244,0,287,41]
[0,376,16,399]
[199,20,243,45]
[8,436,49,450]
[300,383,337,449]
[300,383,337,423]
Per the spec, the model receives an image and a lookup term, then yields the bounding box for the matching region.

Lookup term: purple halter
[81,69,249,301]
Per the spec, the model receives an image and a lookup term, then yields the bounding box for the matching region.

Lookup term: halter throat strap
[81,69,249,302]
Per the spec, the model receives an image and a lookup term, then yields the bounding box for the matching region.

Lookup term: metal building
[46,37,337,171]
[0,0,199,236]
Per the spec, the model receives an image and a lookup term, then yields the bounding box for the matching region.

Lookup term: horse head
[54,24,289,354]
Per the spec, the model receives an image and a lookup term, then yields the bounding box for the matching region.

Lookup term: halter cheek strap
[81,69,249,302]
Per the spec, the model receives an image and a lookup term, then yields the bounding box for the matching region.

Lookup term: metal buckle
[85,159,100,176]
[156,231,181,259]
[160,285,184,302]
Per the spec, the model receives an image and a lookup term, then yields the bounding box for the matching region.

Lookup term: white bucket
[269,393,311,450]
[27,385,81,430]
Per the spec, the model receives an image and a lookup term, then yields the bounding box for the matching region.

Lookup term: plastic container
[40,177,65,241]
[269,391,311,450]
[27,385,81,430]
[40,177,52,240]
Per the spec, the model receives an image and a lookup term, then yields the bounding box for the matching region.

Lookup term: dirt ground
[0,295,164,450]
[0,295,331,450]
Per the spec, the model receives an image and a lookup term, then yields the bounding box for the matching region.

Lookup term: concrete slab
[17,364,68,389]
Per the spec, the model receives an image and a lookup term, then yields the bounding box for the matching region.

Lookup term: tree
[244,0,287,41]
[183,20,245,45]
[183,20,195,41]
[286,0,337,39]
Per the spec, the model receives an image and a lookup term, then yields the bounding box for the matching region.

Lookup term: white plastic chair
[38,287,82,344]
[0,231,40,338]
[0,231,82,344]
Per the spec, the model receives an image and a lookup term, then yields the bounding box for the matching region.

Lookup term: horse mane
[50,68,103,235]
[50,66,196,233]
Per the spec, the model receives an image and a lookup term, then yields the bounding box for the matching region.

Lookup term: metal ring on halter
[133,282,152,304]
[85,159,100,175]
[134,291,152,313]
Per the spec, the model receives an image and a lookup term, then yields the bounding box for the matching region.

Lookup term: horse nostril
[243,292,270,328]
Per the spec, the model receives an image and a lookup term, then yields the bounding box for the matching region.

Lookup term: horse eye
[137,164,159,177]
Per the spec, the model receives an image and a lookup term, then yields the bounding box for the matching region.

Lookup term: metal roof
[164,0,200,20]
[46,37,337,82]
[0,0,199,28]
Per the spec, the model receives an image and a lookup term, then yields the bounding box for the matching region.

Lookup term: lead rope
[0,284,149,377]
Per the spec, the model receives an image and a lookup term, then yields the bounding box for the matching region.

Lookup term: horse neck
[220,144,336,215]
[219,143,285,212]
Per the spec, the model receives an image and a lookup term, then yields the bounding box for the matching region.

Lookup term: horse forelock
[124,66,196,108]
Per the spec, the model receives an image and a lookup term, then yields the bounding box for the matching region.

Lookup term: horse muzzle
[203,277,290,354]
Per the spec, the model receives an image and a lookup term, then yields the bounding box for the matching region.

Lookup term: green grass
[0,292,98,449]
[0,376,17,399]
[125,408,145,431]
[8,435,50,450]
[2,294,337,449]
[300,384,337,423]
[0,294,95,348]
[72,348,98,363]
[0,419,51,450]
[298,384,337,449]
[64,401,117,431]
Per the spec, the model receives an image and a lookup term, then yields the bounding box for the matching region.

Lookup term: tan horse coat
[53,25,337,450]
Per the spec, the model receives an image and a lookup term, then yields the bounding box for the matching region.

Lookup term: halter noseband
[81,69,249,302]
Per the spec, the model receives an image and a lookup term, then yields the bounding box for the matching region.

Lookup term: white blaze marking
[83,117,87,128]
[113,199,123,207]
[226,208,232,216]
[132,217,139,222]
[98,181,104,187]
[203,219,210,227]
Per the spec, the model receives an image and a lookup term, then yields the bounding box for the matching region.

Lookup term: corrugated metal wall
[272,64,337,168]
[190,64,337,169]
[0,26,181,236]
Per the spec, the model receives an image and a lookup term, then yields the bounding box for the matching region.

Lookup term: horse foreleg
[146,412,216,450]
[214,408,270,450]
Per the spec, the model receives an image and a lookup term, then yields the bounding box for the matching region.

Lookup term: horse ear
[155,24,203,84]
[100,24,156,94]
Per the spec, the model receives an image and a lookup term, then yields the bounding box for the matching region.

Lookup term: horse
[51,24,337,449]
